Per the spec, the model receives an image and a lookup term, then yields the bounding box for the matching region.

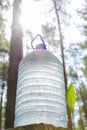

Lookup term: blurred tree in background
[79,0,87,82]
[79,0,87,128]
[0,0,10,129]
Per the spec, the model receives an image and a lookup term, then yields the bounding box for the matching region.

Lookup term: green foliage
[0,34,10,53]
[69,67,78,78]
[77,82,87,122]
[66,82,76,113]
[77,119,85,130]
[80,41,87,48]
[0,1,10,129]
[81,55,87,78]
[0,0,10,35]
[2,106,6,120]
[42,23,58,48]
[0,14,5,31]
[0,0,10,10]
[0,31,9,83]
[0,62,9,80]
[79,0,87,80]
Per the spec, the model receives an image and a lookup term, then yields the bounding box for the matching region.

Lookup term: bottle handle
[31,34,46,49]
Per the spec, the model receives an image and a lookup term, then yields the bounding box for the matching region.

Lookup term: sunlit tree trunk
[52,0,73,129]
[5,0,23,128]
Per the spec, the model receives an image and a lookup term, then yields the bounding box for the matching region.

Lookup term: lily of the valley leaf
[66,82,76,112]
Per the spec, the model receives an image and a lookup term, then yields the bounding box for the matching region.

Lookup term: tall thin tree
[52,0,73,129]
[5,0,23,128]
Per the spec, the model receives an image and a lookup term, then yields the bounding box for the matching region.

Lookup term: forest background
[0,0,87,130]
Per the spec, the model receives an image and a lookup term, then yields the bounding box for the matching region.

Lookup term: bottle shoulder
[19,50,62,67]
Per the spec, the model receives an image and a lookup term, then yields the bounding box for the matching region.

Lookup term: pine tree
[5,0,23,128]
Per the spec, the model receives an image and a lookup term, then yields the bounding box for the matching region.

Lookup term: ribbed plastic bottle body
[14,50,67,128]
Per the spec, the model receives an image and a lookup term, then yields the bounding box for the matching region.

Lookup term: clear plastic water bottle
[14,35,67,128]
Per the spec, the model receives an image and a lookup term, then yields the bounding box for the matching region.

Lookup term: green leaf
[66,82,76,112]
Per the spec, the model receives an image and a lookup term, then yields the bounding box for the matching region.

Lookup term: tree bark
[5,0,23,129]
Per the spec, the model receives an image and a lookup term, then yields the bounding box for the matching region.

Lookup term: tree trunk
[5,0,23,129]
[52,0,73,129]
